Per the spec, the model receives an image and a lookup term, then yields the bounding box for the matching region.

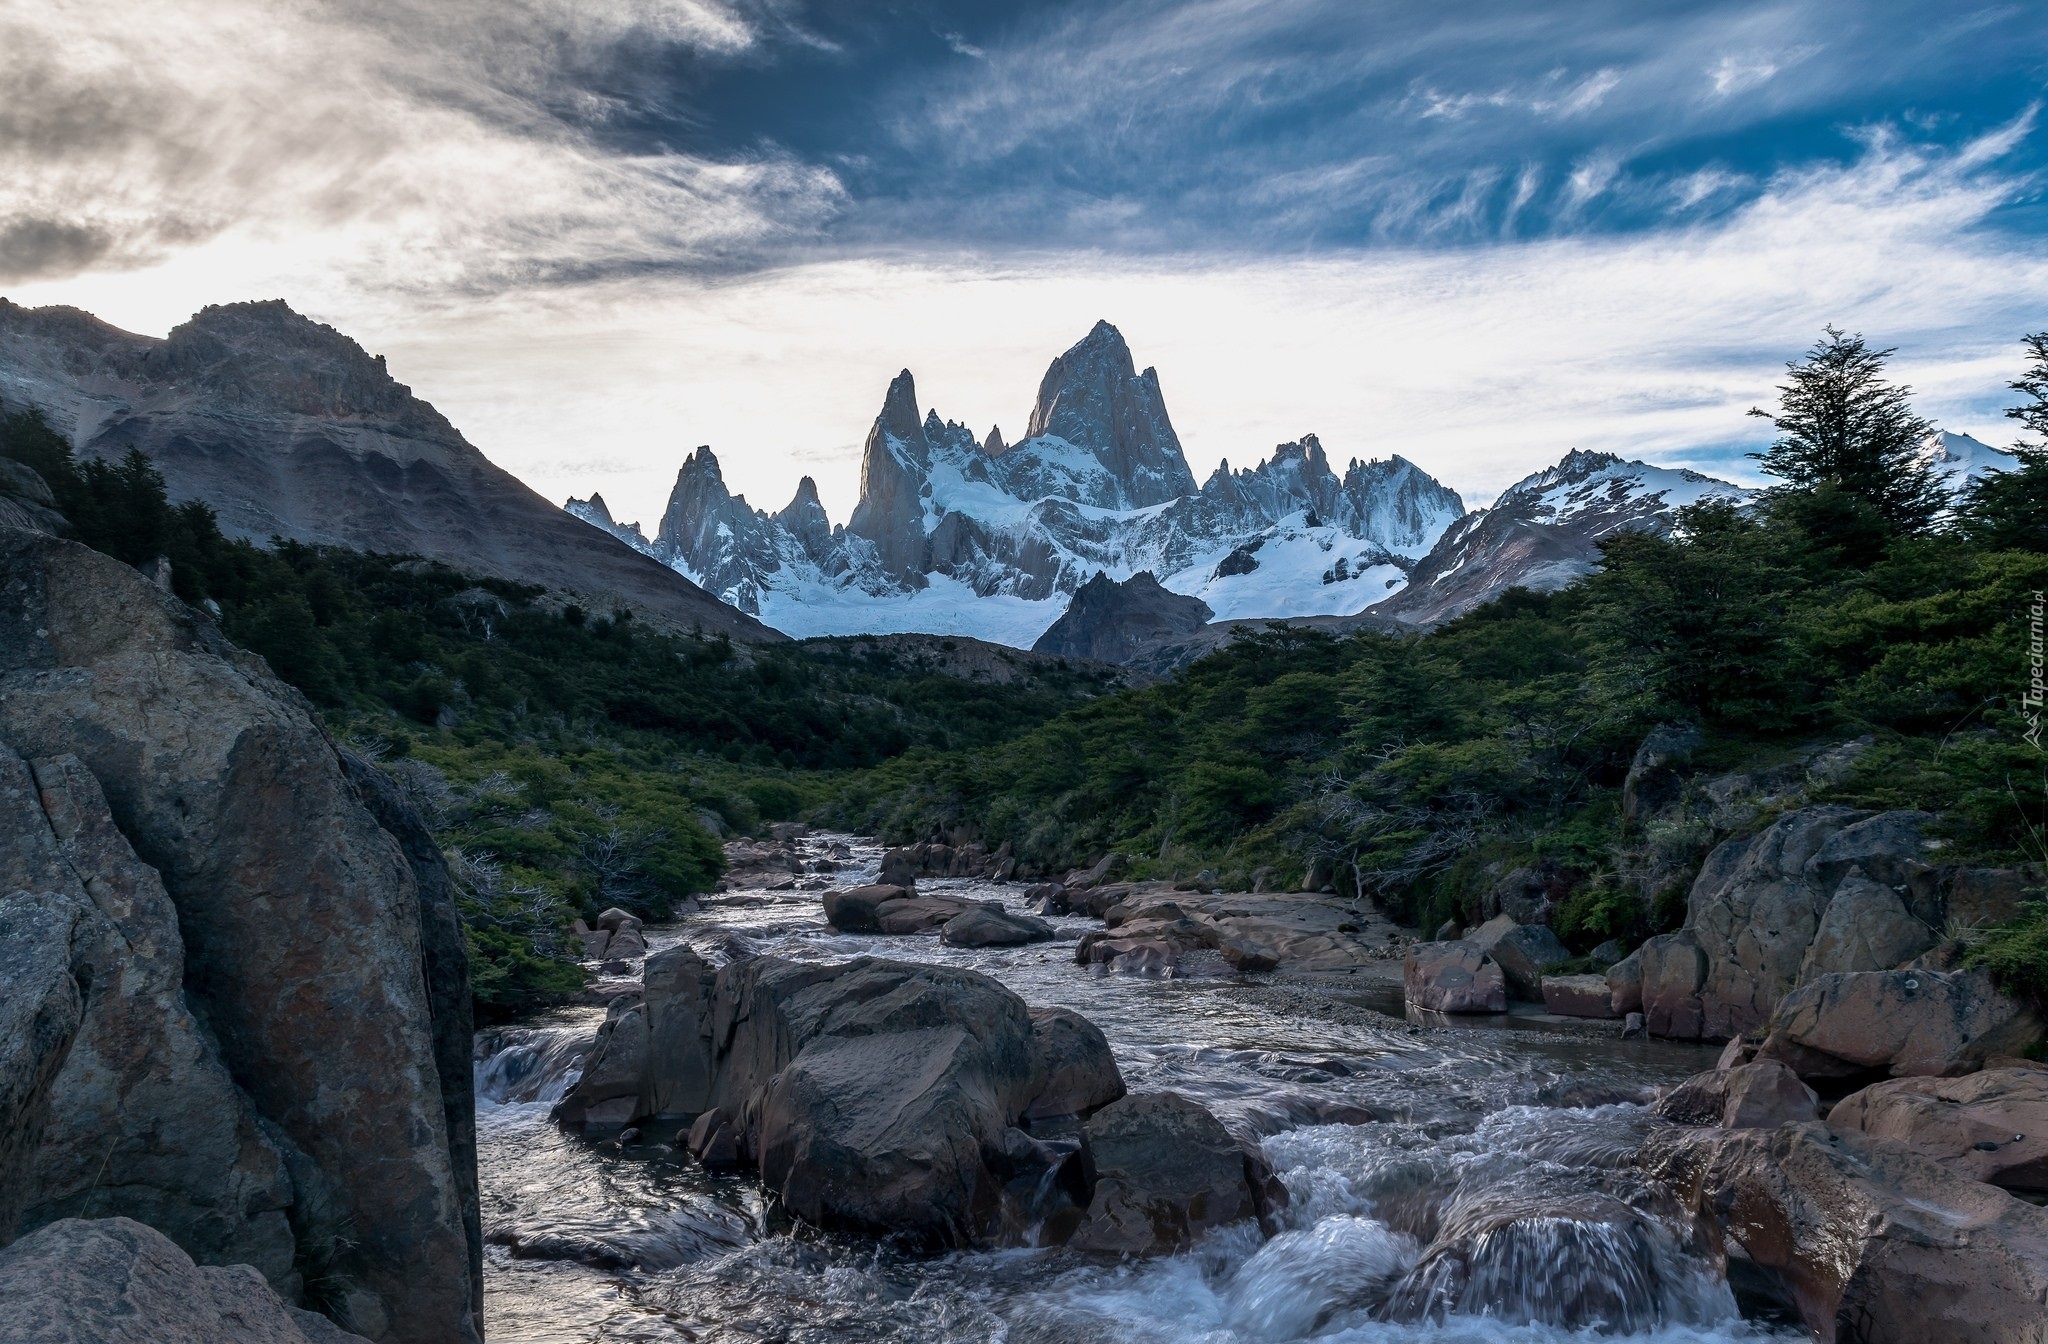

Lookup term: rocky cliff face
[0,298,773,641]
[0,526,482,1343]
[580,321,1466,644]
[1373,449,1753,626]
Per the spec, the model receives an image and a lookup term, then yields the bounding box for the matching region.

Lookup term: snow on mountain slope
[567,322,1468,643]
[1919,430,2017,492]
[1368,449,1753,627]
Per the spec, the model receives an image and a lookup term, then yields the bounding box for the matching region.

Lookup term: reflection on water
[477,834,1796,1343]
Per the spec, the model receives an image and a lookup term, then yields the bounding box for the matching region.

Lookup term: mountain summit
[572,322,1467,644]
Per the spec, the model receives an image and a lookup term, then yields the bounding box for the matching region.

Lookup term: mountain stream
[475,834,1799,1344]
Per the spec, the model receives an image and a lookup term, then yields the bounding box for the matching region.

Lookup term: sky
[4,0,2048,521]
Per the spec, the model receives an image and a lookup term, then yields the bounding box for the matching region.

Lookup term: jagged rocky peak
[1022,320,1198,508]
[983,424,1008,457]
[775,475,835,557]
[847,370,934,582]
[575,491,616,525]
[156,299,441,427]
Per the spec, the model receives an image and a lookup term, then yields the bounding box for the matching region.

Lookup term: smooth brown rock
[552,994,650,1132]
[643,945,715,1119]
[1760,969,2042,1078]
[875,893,973,934]
[0,1217,372,1344]
[1638,931,1709,1039]
[1829,1068,2048,1190]
[1642,1122,2048,1344]
[1798,872,1938,981]
[1542,973,1620,1018]
[1404,941,1507,1014]
[1721,1058,1821,1128]
[1068,1093,1270,1256]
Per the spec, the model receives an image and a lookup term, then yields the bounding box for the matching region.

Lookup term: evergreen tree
[1748,327,1947,532]
[1955,331,2048,552]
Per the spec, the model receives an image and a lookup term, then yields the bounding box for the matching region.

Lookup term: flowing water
[475,835,1799,1344]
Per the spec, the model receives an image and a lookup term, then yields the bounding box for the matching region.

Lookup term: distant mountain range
[1,300,2017,662]
[570,320,1468,646]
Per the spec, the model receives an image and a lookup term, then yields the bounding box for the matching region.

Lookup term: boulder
[1760,969,2043,1078]
[1022,882,1069,915]
[1586,939,1628,971]
[0,1217,372,1344]
[1829,1067,2048,1190]
[1479,923,1570,1001]
[1720,1058,1822,1128]
[1022,1007,1125,1122]
[941,906,1055,948]
[1621,720,1701,821]
[595,907,639,932]
[0,529,480,1344]
[1541,974,1618,1019]
[876,893,973,934]
[1110,942,1179,977]
[604,923,648,959]
[1642,1122,2048,1344]
[0,751,295,1283]
[877,848,919,888]
[1798,872,1937,981]
[1637,931,1708,1038]
[1481,862,1568,926]
[1403,941,1506,1014]
[642,945,715,1119]
[820,884,910,932]
[1068,1093,1278,1256]
[550,994,650,1131]
[720,957,1041,1248]
[1606,948,1643,1015]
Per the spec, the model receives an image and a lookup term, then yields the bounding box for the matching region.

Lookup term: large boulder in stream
[1067,1092,1284,1256]
[1642,1121,2048,1344]
[820,885,972,934]
[0,528,481,1344]
[1023,1007,1125,1122]
[941,905,1055,947]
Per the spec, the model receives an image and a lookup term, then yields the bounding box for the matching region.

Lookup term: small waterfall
[475,1026,592,1106]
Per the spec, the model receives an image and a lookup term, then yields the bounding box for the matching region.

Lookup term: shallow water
[476,834,1797,1343]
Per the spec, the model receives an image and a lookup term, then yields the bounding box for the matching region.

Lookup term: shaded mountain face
[596,320,1467,644]
[1031,571,1213,663]
[0,299,775,641]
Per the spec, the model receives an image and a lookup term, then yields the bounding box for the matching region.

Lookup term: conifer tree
[1955,331,2048,552]
[1748,327,1947,532]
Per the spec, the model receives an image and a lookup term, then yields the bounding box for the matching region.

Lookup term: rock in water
[0,527,481,1344]
[1068,1093,1279,1256]
[941,906,1055,947]
[0,1217,373,1344]
[1643,1121,2048,1343]
[1469,918,1570,1001]
[1404,941,1507,1013]
[1829,1067,2048,1190]
[1022,1007,1126,1122]
[1541,974,1619,1019]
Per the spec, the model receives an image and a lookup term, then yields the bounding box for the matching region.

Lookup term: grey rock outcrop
[0,527,481,1344]
[0,298,770,640]
[0,1218,372,1344]
[1022,1007,1125,1122]
[1639,806,1956,1042]
[1468,916,1569,1001]
[1032,571,1213,663]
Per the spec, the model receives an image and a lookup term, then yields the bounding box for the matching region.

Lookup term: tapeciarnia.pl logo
[2026,589,2045,751]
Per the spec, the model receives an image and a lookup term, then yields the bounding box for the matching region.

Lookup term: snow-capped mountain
[1372,449,1755,626]
[1919,429,2017,493]
[568,321,1466,644]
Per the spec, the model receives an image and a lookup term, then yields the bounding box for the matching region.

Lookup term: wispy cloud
[0,0,841,287]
